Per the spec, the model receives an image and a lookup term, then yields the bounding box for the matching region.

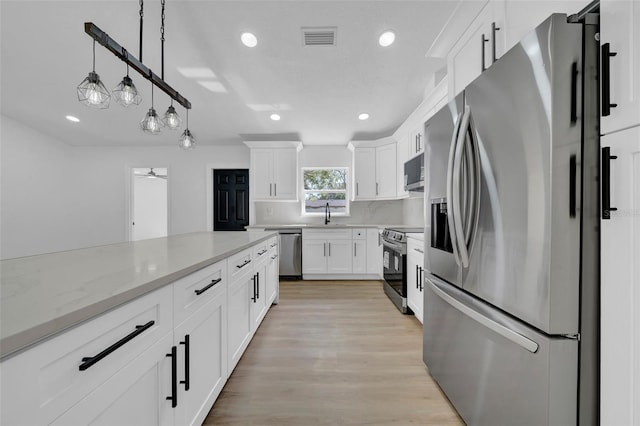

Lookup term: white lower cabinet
[266,237,279,304]
[0,237,279,426]
[251,257,269,330]
[406,236,425,323]
[326,239,353,274]
[352,240,367,274]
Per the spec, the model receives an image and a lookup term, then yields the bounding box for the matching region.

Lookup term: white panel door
[366,228,383,276]
[600,126,640,426]
[302,239,327,274]
[353,147,376,199]
[251,260,268,329]
[326,239,353,274]
[273,148,298,200]
[375,144,397,198]
[252,149,274,200]
[352,240,367,274]
[227,270,253,373]
[600,0,640,134]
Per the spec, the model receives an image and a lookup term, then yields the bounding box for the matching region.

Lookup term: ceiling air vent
[302,27,337,46]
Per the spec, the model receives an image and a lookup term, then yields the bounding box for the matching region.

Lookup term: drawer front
[303,228,352,240]
[33,285,172,423]
[253,241,270,263]
[352,228,367,240]
[174,259,227,326]
[228,248,253,281]
[268,236,278,251]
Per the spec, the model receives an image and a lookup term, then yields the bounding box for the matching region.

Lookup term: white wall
[402,195,425,228]
[1,114,250,259]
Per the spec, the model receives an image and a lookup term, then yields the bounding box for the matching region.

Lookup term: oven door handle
[382,239,405,253]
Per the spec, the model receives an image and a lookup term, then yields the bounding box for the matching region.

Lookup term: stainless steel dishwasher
[267,228,302,279]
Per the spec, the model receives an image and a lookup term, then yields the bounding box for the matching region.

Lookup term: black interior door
[214,169,249,231]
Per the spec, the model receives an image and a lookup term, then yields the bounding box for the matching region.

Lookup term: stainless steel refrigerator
[422,13,600,425]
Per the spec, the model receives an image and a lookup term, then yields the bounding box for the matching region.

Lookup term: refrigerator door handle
[446,114,463,266]
[452,106,472,267]
[464,112,482,253]
[427,276,539,354]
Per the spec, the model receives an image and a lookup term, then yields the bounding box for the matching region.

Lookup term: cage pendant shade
[162,105,181,130]
[113,75,141,107]
[140,107,163,134]
[77,71,110,109]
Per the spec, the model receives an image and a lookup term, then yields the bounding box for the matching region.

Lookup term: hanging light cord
[161,0,166,80]
[139,0,144,62]
[92,39,96,72]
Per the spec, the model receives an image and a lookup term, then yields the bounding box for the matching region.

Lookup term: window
[302,167,349,215]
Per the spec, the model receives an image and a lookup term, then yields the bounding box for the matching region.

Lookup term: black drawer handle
[166,345,177,408]
[236,259,251,269]
[270,243,277,248]
[79,320,155,371]
[258,249,268,256]
[194,278,222,295]
[179,335,190,391]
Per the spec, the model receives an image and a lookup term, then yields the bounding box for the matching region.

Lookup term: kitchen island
[0,230,279,425]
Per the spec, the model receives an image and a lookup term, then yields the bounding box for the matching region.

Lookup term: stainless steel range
[381,227,423,313]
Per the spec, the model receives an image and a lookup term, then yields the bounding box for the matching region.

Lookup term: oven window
[383,245,405,296]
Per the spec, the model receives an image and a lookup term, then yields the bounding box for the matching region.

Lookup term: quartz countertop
[246,224,411,230]
[0,231,276,360]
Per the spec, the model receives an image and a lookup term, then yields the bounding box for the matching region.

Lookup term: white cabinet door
[375,143,397,198]
[273,148,298,200]
[326,239,353,274]
[366,228,383,276]
[353,147,377,199]
[51,333,174,426]
[302,239,328,274]
[227,269,253,373]
[407,238,424,324]
[251,260,268,329]
[409,126,425,156]
[174,291,227,426]
[266,248,279,305]
[352,240,367,274]
[251,149,274,200]
[600,0,640,133]
[600,127,640,426]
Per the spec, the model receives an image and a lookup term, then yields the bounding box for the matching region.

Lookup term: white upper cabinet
[245,142,302,201]
[351,142,397,201]
[600,0,640,134]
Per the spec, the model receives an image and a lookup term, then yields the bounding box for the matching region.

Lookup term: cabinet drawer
[228,248,253,281]
[174,259,227,326]
[352,228,367,240]
[5,285,173,423]
[302,228,352,240]
[253,240,270,262]
[268,236,278,250]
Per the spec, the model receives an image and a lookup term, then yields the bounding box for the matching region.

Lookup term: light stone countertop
[0,231,276,360]
[246,224,409,230]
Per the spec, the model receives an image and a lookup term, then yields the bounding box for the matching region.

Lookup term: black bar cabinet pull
[179,335,190,391]
[491,22,500,63]
[416,265,420,289]
[569,155,577,218]
[419,267,424,291]
[79,320,155,371]
[481,34,489,72]
[236,259,251,269]
[194,278,222,295]
[601,43,618,116]
[602,147,618,219]
[570,62,578,125]
[251,275,257,302]
[256,272,260,299]
[166,346,177,408]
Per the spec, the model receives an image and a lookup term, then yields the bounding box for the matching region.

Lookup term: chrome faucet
[324,202,331,225]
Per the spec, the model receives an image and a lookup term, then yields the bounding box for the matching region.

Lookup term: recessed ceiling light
[66,115,80,122]
[378,30,396,47]
[270,114,281,121]
[358,113,369,120]
[241,32,258,48]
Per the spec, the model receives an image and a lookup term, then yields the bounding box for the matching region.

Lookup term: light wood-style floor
[204,280,463,425]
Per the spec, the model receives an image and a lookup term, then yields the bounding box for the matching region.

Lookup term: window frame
[301,167,350,217]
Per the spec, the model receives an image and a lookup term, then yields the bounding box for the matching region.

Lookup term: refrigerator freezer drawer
[423,274,577,425]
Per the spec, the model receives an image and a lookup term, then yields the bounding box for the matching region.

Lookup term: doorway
[214,169,249,231]
[131,167,168,241]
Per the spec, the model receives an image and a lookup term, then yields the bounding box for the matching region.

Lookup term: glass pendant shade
[178,128,196,149]
[113,75,141,107]
[162,105,182,130]
[140,107,163,134]
[77,71,110,109]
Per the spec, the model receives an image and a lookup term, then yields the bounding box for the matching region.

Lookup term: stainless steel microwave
[404,153,424,192]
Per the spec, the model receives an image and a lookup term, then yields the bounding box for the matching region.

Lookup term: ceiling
[0,0,457,147]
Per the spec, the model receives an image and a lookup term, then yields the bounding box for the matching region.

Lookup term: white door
[326,239,352,274]
[251,149,274,200]
[132,168,168,241]
[406,242,421,318]
[227,271,253,373]
[353,148,376,199]
[302,239,327,274]
[273,148,298,200]
[352,240,367,274]
[375,144,397,198]
[600,127,640,426]
[251,260,268,329]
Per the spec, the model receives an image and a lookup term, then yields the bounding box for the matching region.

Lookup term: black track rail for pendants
[84,22,191,110]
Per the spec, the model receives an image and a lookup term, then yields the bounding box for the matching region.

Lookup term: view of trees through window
[303,168,348,214]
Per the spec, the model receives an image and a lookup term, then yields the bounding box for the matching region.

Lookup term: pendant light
[178,109,196,149]
[140,83,163,134]
[162,100,182,130]
[77,40,110,108]
[113,64,142,107]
